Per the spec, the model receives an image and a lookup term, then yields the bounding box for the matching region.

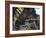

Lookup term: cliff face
[13,7,40,30]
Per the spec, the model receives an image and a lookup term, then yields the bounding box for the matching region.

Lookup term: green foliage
[17,7,24,12]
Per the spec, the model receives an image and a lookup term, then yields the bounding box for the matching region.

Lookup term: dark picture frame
[5,1,45,37]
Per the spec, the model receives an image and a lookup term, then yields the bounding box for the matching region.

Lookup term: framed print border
[5,1,45,37]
